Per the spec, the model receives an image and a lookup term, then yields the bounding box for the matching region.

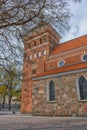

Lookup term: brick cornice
[32,68,87,81]
[49,45,87,60]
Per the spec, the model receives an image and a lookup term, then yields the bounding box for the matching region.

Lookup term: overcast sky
[60,0,87,43]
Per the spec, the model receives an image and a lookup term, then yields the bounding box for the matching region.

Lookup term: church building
[21,23,87,116]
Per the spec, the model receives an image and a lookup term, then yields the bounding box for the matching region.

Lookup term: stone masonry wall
[32,71,87,116]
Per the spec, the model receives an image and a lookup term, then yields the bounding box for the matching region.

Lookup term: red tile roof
[32,62,87,79]
[32,35,87,79]
[51,35,87,55]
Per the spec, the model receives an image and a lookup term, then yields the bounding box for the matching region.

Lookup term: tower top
[23,22,61,42]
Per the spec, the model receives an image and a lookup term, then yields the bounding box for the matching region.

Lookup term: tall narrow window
[26,57,28,62]
[78,76,87,100]
[38,52,41,57]
[32,69,36,74]
[40,38,42,44]
[34,53,37,58]
[30,55,32,60]
[49,81,55,101]
[44,50,46,55]
[33,41,36,46]
[28,43,31,49]
[43,35,47,42]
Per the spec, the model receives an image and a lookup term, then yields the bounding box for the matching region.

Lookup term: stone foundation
[32,72,87,116]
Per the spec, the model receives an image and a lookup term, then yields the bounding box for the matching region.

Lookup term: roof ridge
[51,34,87,54]
[61,34,87,44]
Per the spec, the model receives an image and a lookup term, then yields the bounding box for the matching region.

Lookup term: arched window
[49,81,55,101]
[34,53,37,58]
[44,50,46,55]
[30,55,32,60]
[38,52,41,57]
[78,76,87,100]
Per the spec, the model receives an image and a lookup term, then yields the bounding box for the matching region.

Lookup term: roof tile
[51,35,87,55]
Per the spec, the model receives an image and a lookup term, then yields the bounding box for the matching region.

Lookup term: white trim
[49,33,59,44]
[32,68,87,81]
[44,50,47,56]
[25,32,59,44]
[38,52,41,57]
[30,55,32,60]
[24,42,50,52]
[25,32,48,42]
[46,50,86,64]
[50,45,87,59]
[24,32,59,52]
[34,53,37,58]
[26,57,28,62]
[81,53,87,62]
[57,60,65,67]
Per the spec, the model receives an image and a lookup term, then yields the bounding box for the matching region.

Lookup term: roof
[32,35,87,80]
[32,62,87,79]
[51,35,87,55]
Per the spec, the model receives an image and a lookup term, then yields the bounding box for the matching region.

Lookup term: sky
[60,0,87,43]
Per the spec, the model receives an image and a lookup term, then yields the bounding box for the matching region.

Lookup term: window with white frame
[58,60,65,67]
[82,54,87,62]
[26,57,28,62]
[78,76,87,100]
[38,52,41,57]
[44,50,47,55]
[30,55,32,60]
[34,53,37,58]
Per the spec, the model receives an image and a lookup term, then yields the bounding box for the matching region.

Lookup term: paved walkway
[0,111,87,130]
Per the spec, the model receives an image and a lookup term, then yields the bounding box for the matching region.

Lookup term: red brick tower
[21,23,61,113]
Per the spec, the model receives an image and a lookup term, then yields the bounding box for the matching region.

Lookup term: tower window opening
[40,38,42,44]
[32,69,36,74]
[33,41,36,46]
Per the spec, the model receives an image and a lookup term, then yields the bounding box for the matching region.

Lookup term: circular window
[58,60,65,67]
[82,54,87,62]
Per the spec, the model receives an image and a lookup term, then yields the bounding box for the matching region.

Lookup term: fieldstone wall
[32,72,87,116]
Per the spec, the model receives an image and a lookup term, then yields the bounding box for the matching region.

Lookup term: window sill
[47,100,56,103]
[79,100,87,102]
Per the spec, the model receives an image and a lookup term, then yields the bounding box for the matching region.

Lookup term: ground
[0,112,87,130]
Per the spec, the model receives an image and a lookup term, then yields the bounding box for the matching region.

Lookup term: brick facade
[21,23,87,116]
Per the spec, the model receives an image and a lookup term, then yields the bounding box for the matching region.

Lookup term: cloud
[60,0,87,43]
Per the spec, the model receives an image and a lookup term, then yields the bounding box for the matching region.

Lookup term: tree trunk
[8,95,12,111]
[2,95,6,109]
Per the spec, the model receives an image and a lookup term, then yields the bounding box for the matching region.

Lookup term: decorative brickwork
[21,23,87,116]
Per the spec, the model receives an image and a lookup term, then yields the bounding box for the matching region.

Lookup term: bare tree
[0,0,81,68]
